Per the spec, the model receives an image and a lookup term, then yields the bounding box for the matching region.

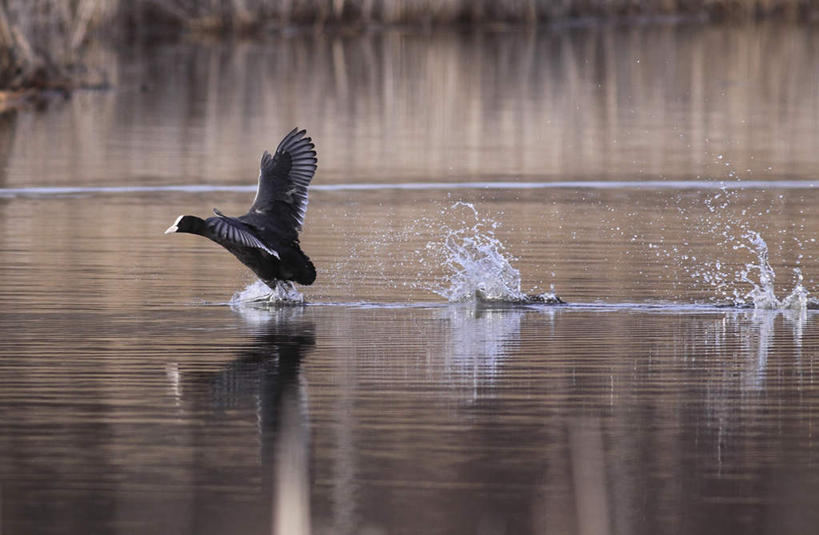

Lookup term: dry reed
[0,1,114,88]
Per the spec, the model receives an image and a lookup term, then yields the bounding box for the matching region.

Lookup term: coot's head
[165,215,205,235]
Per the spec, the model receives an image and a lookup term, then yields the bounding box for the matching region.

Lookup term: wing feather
[248,128,317,235]
[206,215,280,259]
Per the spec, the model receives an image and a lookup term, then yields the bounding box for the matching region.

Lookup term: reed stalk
[0,0,113,94]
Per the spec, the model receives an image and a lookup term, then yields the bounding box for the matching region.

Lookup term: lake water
[1,21,819,534]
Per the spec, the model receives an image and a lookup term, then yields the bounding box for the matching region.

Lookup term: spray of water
[418,202,562,304]
[734,230,808,310]
[697,184,811,311]
[647,154,814,311]
[230,279,305,307]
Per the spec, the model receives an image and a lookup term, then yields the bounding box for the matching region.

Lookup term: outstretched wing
[206,212,280,259]
[247,128,317,234]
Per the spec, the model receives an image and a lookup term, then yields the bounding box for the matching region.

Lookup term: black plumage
[165,128,317,287]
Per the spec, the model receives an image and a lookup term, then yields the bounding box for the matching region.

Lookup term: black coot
[165,128,318,288]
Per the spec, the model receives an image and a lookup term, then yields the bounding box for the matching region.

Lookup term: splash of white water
[654,154,814,311]
[230,280,305,307]
[421,202,561,304]
[734,230,807,311]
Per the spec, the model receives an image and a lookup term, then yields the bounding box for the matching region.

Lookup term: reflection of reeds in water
[0,0,815,90]
[2,24,817,305]
[113,1,819,29]
[8,23,817,186]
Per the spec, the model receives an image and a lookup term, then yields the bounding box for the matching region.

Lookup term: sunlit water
[2,22,819,535]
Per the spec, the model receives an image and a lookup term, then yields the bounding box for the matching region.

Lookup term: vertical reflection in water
[0,111,18,187]
[726,310,808,389]
[3,306,818,532]
[748,311,775,389]
[271,340,310,535]
[688,310,812,477]
[568,418,611,535]
[208,308,314,535]
[6,24,819,187]
[442,306,522,390]
[436,305,555,399]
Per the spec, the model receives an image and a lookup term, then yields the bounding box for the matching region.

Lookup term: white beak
[165,215,184,234]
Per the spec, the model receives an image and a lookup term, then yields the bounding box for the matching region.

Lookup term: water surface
[1,22,819,534]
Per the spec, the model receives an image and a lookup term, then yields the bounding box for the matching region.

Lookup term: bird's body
[166,128,318,289]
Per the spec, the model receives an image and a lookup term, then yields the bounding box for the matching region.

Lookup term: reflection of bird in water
[210,311,314,414]
[213,311,315,535]
[165,309,315,535]
[165,128,318,293]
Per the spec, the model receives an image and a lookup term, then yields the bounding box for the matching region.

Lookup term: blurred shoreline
[0,0,816,103]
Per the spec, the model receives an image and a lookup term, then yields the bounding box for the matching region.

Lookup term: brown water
[1,22,819,534]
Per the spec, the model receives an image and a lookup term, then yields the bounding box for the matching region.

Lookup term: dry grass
[0,1,114,86]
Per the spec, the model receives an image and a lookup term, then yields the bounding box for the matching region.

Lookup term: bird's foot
[264,280,305,305]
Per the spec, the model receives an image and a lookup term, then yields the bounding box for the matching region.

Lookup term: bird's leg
[282,281,296,294]
[262,279,279,293]
[260,279,304,305]
[262,279,294,301]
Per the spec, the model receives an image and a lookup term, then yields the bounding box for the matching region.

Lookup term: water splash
[230,280,305,308]
[419,202,562,305]
[734,231,807,311]
[648,154,814,311]
[693,178,811,311]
